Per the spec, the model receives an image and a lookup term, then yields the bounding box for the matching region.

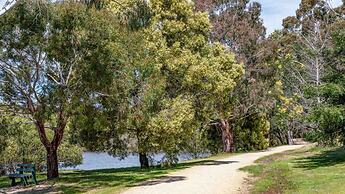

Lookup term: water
[62,152,209,171]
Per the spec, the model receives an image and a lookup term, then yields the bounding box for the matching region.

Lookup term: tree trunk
[287,130,294,145]
[136,127,149,168]
[35,119,66,180]
[139,153,149,168]
[46,147,59,179]
[220,119,234,153]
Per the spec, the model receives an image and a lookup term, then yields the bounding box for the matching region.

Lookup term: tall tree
[310,18,345,145]
[148,0,244,153]
[195,0,272,152]
[82,0,243,165]
[71,0,163,168]
[282,0,340,107]
[0,1,124,178]
[275,0,344,142]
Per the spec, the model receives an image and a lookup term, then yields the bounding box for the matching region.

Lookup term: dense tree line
[0,0,344,179]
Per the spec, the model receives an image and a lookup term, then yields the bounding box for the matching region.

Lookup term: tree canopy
[0,0,344,180]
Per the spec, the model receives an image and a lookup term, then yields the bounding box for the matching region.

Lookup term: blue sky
[0,0,343,34]
[253,0,343,34]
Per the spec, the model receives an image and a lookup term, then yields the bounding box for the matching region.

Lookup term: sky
[0,0,343,34]
[253,0,343,34]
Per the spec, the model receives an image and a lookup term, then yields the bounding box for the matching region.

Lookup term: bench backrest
[16,164,36,174]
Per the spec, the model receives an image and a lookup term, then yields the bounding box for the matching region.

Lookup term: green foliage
[145,0,243,159]
[0,0,130,178]
[3,0,344,180]
[0,118,82,171]
[235,113,270,151]
[202,125,223,154]
[149,97,196,162]
[77,0,245,165]
[303,129,323,143]
[310,105,345,145]
[195,0,276,152]
[145,0,244,154]
[307,20,345,145]
[272,1,345,146]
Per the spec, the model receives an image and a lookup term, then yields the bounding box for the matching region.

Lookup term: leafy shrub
[235,113,270,151]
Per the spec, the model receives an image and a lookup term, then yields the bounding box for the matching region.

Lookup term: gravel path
[122,145,305,194]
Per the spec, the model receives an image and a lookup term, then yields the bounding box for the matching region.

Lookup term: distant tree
[195,0,272,152]
[281,0,339,106]
[195,0,266,68]
[275,0,344,143]
[309,19,345,145]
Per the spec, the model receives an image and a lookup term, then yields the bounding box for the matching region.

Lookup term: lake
[62,152,209,171]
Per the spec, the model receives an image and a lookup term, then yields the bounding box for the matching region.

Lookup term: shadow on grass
[293,147,345,170]
[53,159,237,193]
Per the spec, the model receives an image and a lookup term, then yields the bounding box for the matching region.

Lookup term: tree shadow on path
[133,176,186,186]
[200,160,238,166]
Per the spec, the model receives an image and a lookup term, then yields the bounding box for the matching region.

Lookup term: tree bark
[220,119,234,153]
[139,152,149,168]
[46,147,59,179]
[287,130,294,145]
[136,127,149,168]
[35,118,66,180]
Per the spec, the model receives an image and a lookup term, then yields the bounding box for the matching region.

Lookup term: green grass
[241,145,345,194]
[0,176,8,188]
[0,153,234,194]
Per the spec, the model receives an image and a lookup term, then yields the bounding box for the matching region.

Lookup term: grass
[0,152,234,194]
[241,145,345,194]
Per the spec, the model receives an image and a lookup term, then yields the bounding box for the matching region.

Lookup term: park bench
[8,164,38,186]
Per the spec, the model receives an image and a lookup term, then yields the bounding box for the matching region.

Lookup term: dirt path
[122,145,305,194]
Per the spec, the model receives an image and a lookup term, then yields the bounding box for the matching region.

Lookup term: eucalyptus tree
[97,0,243,164]
[195,0,266,69]
[0,0,125,178]
[73,0,243,168]
[309,18,345,145]
[146,0,244,153]
[281,0,342,107]
[107,0,197,166]
[194,0,273,152]
[273,0,344,142]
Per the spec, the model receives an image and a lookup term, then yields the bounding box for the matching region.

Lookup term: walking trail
[122,145,305,194]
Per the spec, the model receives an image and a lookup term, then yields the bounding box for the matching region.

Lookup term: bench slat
[17,164,35,168]
[8,174,32,178]
[16,168,35,172]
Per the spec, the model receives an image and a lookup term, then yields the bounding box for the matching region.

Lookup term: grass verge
[241,145,345,194]
[0,152,234,194]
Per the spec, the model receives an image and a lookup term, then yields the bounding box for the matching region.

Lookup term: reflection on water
[62,152,209,171]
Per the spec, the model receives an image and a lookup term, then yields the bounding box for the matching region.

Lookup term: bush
[235,113,270,152]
